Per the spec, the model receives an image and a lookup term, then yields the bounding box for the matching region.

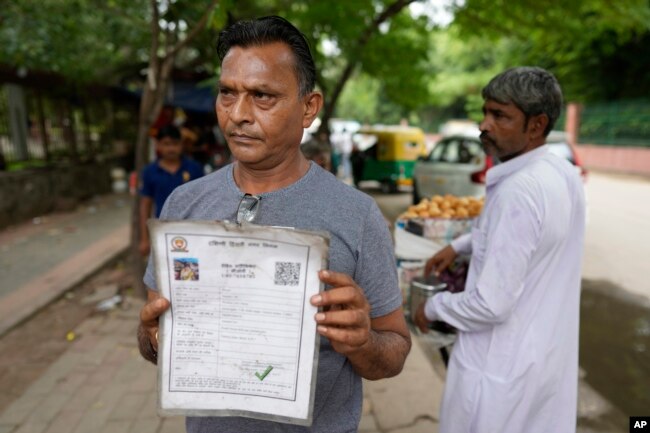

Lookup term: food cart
[395,195,483,366]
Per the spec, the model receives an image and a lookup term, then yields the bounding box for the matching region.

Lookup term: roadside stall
[395,194,484,365]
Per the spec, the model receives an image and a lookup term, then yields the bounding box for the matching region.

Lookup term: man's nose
[230,96,253,124]
[479,116,490,133]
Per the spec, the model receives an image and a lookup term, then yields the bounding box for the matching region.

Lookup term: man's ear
[528,113,549,140]
[302,91,323,129]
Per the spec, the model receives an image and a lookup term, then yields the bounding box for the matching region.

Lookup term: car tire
[412,181,421,205]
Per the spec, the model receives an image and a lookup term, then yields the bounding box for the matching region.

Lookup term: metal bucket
[407,276,447,325]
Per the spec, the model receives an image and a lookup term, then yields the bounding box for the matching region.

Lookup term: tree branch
[318,0,418,134]
[166,0,220,59]
[150,56,175,125]
[358,0,418,49]
[147,0,161,91]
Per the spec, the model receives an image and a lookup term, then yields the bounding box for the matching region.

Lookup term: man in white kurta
[416,67,586,433]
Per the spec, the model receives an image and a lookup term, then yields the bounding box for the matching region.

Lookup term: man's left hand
[311,270,371,356]
[414,301,431,334]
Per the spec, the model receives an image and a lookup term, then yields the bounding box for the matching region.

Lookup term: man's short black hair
[156,124,181,141]
[216,16,316,96]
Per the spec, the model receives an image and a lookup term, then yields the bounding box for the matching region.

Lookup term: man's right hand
[424,245,458,277]
[137,290,170,363]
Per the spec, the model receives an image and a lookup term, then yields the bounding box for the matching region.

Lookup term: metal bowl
[407,276,447,325]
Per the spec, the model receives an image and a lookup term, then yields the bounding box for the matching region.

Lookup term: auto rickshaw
[351,126,428,193]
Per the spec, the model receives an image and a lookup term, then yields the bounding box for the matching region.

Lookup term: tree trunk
[64,100,78,161]
[318,62,358,136]
[35,90,50,161]
[129,0,220,297]
[81,98,93,158]
[130,63,173,297]
[129,103,156,297]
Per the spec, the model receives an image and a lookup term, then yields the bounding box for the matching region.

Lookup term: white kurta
[425,145,586,433]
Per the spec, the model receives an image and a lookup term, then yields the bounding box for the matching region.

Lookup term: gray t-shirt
[144,162,401,433]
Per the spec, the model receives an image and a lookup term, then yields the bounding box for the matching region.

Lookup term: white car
[412,130,587,204]
[412,132,491,203]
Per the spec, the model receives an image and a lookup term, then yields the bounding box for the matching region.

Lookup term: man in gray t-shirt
[137,16,411,433]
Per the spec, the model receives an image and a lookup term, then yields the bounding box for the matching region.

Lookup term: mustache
[227,129,261,140]
[479,132,495,144]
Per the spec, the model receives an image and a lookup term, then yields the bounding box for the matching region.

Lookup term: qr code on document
[274,262,301,286]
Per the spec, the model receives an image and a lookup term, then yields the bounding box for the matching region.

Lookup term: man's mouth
[479,132,495,146]
[229,131,259,141]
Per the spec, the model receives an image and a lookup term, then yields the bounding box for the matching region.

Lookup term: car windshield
[429,138,483,164]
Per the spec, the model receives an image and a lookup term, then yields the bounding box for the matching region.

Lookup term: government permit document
[149,220,329,425]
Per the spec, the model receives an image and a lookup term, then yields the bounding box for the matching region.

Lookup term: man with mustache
[415,67,586,433]
[137,16,411,433]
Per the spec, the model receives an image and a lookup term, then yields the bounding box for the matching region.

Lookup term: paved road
[0,195,131,298]
[367,173,650,433]
[0,172,644,433]
[0,187,446,433]
[582,172,650,302]
[0,194,131,336]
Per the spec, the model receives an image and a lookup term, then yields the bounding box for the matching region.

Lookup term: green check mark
[255,365,273,381]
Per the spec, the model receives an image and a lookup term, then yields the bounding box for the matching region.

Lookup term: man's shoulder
[142,161,159,174]
[515,152,579,188]
[540,152,581,180]
[499,154,579,206]
[181,157,204,172]
[501,167,545,199]
[308,165,375,209]
[169,166,230,201]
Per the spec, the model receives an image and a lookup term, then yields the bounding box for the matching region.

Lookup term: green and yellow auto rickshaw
[351,126,428,193]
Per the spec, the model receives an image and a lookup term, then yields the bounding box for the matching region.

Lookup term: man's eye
[219,88,232,96]
[254,92,271,100]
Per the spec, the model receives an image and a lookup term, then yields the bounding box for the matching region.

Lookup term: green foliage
[6,160,48,171]
[580,99,650,146]
[336,73,380,123]
[4,0,650,133]
[1,0,435,126]
[426,27,510,109]
[0,0,227,84]
[0,0,150,82]
[399,0,650,131]
[359,12,431,110]
[450,0,650,102]
[285,0,433,118]
[375,88,415,125]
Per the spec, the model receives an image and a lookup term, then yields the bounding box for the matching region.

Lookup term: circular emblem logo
[171,236,188,252]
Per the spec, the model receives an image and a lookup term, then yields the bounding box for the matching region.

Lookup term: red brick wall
[565,102,650,176]
[575,144,650,176]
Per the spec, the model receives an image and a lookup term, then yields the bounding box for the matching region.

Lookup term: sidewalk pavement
[0,193,447,433]
[0,193,131,337]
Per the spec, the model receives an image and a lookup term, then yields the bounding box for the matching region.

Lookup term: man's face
[479,99,536,162]
[156,136,183,161]
[216,42,321,169]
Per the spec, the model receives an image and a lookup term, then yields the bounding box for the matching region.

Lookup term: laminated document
[149,220,329,425]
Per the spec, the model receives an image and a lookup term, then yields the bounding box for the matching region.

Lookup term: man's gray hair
[482,66,563,137]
